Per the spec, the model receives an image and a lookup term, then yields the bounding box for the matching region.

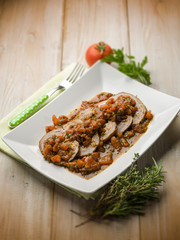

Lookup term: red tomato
[85,42,113,66]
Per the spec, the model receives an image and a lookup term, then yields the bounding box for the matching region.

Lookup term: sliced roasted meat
[42,138,79,162]
[60,140,79,162]
[63,154,101,175]
[39,128,65,153]
[62,119,83,131]
[99,152,113,165]
[79,133,99,157]
[117,92,147,124]
[79,162,101,175]
[77,106,103,121]
[100,121,117,141]
[68,108,80,120]
[40,91,153,177]
[69,141,79,161]
[76,108,93,120]
[116,115,133,134]
[89,92,113,103]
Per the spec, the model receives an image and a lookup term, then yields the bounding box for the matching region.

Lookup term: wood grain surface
[0,0,180,239]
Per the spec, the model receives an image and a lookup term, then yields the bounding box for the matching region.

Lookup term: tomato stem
[94,42,106,54]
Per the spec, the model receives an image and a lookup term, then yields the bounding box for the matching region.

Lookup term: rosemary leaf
[90,155,165,219]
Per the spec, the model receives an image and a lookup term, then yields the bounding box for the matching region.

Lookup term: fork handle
[8,94,49,128]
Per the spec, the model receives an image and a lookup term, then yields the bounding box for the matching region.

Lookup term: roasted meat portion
[39,92,153,176]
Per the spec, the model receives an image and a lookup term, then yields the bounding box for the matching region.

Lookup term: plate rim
[2,61,180,194]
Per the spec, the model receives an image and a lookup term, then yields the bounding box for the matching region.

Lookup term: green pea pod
[8,94,49,128]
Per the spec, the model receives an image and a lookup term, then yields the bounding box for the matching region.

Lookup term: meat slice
[117,92,147,124]
[65,140,79,161]
[100,121,117,141]
[77,106,102,121]
[79,133,99,157]
[39,128,65,153]
[116,115,133,134]
[62,119,83,131]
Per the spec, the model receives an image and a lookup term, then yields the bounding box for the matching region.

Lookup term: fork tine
[71,64,85,83]
[73,66,85,83]
[68,63,82,83]
[69,64,84,83]
[66,63,80,81]
[77,65,86,80]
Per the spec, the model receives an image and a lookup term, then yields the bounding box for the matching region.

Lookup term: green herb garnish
[101,48,151,85]
[71,154,165,227]
[90,156,165,219]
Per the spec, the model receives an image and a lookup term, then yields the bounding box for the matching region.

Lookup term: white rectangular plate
[2,62,180,194]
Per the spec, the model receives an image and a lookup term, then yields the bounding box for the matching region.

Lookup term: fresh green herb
[101,48,151,85]
[60,116,65,121]
[89,155,165,219]
[52,135,56,140]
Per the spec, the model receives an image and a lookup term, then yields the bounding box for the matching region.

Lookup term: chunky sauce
[39,92,153,178]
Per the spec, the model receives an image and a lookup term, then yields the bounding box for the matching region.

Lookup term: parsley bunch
[101,48,151,85]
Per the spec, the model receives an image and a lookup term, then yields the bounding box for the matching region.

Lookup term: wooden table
[0,0,180,239]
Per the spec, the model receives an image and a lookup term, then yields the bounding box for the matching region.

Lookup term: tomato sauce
[39,92,153,178]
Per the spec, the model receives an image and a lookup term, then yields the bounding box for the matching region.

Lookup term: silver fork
[8,63,86,128]
[48,63,85,94]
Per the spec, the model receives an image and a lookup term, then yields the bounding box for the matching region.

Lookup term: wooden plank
[1,0,179,239]
[61,0,130,68]
[0,0,64,118]
[0,0,64,239]
[51,1,140,239]
[127,0,180,239]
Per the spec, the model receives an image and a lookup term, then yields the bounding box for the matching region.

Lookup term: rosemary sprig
[101,48,151,85]
[89,156,165,219]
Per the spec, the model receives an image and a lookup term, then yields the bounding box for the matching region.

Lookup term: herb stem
[101,48,151,85]
[90,155,165,218]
